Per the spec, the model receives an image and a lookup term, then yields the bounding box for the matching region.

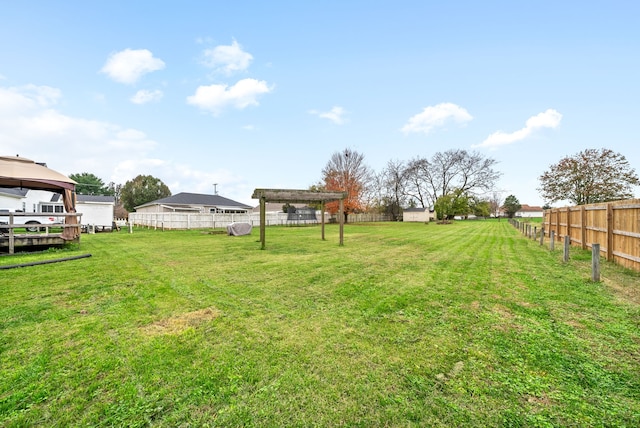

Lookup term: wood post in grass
[592,243,601,282]
[550,230,555,251]
[564,235,570,262]
[8,213,14,254]
[540,226,544,245]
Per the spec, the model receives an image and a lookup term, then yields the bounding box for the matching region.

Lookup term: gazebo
[0,155,79,241]
[252,188,347,250]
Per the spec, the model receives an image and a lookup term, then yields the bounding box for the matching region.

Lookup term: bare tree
[403,157,433,208]
[406,150,501,208]
[489,191,503,218]
[378,159,407,220]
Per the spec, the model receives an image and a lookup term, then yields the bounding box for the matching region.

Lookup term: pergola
[251,188,347,249]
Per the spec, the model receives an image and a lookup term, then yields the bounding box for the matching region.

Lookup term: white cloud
[474,109,562,149]
[130,89,164,104]
[0,83,156,179]
[0,82,253,205]
[186,78,272,115]
[0,84,61,113]
[401,102,473,135]
[100,48,165,84]
[310,106,348,125]
[201,40,253,74]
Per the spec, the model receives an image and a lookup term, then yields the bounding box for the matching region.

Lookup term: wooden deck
[0,232,79,252]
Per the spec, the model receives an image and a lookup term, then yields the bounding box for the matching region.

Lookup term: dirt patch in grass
[602,275,640,306]
[141,307,220,336]
[491,304,523,331]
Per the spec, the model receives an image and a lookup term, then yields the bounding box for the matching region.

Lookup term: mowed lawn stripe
[1,221,638,426]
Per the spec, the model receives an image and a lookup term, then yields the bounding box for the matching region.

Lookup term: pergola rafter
[251,188,347,250]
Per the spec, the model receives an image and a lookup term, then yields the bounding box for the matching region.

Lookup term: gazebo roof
[0,156,76,191]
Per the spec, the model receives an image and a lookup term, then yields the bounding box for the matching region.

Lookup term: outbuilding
[403,207,435,222]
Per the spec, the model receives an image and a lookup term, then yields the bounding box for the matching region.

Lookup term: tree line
[69,173,171,215]
[317,147,638,221]
[70,147,638,219]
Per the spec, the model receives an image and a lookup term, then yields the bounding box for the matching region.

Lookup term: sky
[1,1,639,207]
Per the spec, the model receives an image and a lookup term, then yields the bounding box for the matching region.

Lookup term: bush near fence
[543,199,640,271]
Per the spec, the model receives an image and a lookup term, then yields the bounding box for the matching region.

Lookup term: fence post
[564,235,570,262]
[540,226,544,245]
[550,230,555,251]
[592,243,601,282]
[566,207,571,246]
[533,226,537,240]
[580,205,587,250]
[606,203,614,262]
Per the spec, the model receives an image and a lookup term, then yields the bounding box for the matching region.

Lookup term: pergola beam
[251,188,347,249]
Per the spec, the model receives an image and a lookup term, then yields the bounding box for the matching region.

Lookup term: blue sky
[1,1,639,207]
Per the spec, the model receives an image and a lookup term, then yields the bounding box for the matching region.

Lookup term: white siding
[76,202,114,227]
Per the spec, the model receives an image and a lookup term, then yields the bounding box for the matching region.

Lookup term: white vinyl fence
[128,212,394,230]
[129,212,322,230]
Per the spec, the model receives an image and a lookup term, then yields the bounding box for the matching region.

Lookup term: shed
[403,207,435,222]
[76,195,116,230]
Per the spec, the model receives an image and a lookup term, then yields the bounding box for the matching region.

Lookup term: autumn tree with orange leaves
[322,149,371,222]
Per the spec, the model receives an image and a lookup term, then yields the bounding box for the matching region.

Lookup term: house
[403,207,436,222]
[515,204,544,218]
[0,187,116,230]
[0,187,64,214]
[134,192,252,214]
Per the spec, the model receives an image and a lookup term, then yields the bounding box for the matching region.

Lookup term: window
[210,207,247,214]
[41,204,64,213]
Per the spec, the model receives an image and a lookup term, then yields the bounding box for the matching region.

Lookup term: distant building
[134,192,252,214]
[403,207,436,222]
[515,204,544,218]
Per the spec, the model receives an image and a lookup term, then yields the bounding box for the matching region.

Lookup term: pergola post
[260,196,266,250]
[339,199,344,246]
[321,201,326,241]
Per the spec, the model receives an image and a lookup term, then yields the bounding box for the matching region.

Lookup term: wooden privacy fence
[543,199,640,271]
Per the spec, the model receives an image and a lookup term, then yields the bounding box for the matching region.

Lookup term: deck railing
[0,213,82,254]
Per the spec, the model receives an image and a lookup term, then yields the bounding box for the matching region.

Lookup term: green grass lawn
[1,221,639,426]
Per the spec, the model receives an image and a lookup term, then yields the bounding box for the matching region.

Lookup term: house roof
[518,204,544,212]
[0,187,29,198]
[403,207,430,212]
[77,194,115,203]
[136,192,251,210]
